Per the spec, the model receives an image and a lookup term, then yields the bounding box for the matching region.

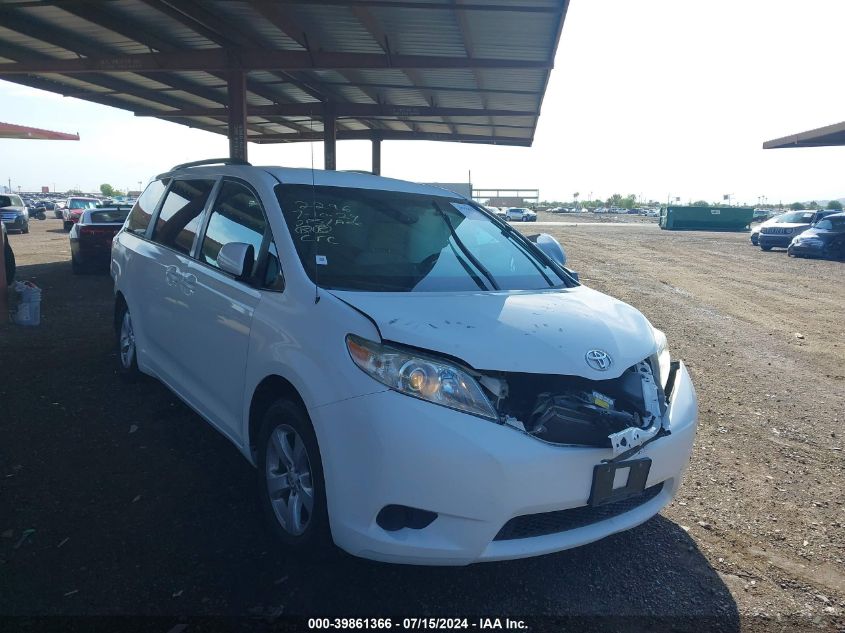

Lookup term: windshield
[777,212,814,223]
[69,199,98,210]
[816,217,845,231]
[276,184,571,292]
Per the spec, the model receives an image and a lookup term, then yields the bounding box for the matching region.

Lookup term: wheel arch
[248,374,309,463]
[114,291,128,334]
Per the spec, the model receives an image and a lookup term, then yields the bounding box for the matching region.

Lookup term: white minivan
[111,159,698,565]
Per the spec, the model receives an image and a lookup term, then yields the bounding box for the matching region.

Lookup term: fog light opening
[376,505,438,532]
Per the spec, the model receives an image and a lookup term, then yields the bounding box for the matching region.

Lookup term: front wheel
[22,223,29,234]
[257,399,332,557]
[760,245,772,252]
[63,221,73,232]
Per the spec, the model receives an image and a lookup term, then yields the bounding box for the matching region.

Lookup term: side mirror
[217,242,254,279]
[526,232,567,267]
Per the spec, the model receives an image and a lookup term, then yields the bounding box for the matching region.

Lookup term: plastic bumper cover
[311,361,698,565]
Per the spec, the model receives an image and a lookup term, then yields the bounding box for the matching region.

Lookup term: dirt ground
[1,217,843,631]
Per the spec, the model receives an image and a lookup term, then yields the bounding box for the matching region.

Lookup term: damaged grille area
[493,482,665,541]
[485,358,666,451]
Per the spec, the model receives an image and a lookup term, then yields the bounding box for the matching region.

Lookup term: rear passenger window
[201,181,266,275]
[152,179,215,255]
[126,180,167,236]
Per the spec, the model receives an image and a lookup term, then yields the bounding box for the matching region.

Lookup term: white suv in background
[111,159,698,565]
[505,207,537,222]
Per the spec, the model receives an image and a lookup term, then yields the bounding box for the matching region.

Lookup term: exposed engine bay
[478,360,669,457]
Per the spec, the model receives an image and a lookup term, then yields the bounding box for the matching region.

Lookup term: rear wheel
[116,303,140,381]
[63,221,72,232]
[21,222,29,234]
[761,245,772,252]
[257,399,332,557]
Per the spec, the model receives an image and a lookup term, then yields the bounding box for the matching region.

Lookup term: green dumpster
[659,206,754,231]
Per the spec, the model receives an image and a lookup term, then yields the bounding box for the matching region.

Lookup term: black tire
[63,221,73,232]
[257,399,332,557]
[115,301,141,382]
[21,222,29,234]
[751,235,758,246]
[3,234,14,286]
[71,256,82,274]
[761,245,772,252]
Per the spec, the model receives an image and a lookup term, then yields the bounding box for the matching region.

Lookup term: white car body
[111,164,698,565]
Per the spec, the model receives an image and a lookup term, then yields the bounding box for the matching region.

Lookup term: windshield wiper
[432,202,500,290]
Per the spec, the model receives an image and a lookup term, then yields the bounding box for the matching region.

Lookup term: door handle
[180,272,197,295]
[165,265,181,287]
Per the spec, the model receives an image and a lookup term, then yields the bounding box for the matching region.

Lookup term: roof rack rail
[168,157,251,171]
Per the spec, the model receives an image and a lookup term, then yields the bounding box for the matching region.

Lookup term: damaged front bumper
[311,361,698,565]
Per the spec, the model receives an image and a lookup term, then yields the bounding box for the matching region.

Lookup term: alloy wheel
[265,424,315,536]
[119,311,136,369]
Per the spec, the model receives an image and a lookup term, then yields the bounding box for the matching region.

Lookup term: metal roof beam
[253,1,562,12]
[135,104,538,118]
[251,129,532,146]
[271,79,541,96]
[0,50,552,74]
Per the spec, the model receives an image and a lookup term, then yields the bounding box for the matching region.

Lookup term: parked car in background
[758,211,816,251]
[751,212,789,246]
[759,209,839,251]
[505,207,537,222]
[63,196,99,231]
[0,194,30,234]
[787,213,845,260]
[70,207,130,273]
[111,160,697,565]
[486,206,507,220]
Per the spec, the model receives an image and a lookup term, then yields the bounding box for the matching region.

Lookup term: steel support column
[227,70,247,162]
[324,103,337,171]
[372,136,382,175]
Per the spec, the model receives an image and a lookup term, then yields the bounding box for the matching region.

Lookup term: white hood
[331,286,659,379]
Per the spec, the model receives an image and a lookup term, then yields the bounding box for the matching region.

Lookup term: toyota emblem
[585,349,612,371]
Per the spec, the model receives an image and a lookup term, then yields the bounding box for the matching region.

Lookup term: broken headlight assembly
[346,334,498,420]
[651,328,671,390]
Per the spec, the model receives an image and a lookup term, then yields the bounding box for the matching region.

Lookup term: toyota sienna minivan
[111,159,698,565]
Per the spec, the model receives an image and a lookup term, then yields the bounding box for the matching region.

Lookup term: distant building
[486,197,531,208]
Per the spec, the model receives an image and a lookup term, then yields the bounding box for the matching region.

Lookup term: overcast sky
[2,0,844,205]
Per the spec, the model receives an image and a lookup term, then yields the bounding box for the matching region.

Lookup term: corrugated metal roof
[0,0,569,147]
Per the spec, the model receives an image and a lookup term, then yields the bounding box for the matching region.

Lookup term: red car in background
[69,207,129,273]
[62,196,99,231]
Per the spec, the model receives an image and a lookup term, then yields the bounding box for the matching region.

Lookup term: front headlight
[346,335,498,420]
[652,329,671,389]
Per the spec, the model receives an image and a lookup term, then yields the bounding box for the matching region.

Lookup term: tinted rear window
[90,210,129,224]
[127,180,167,236]
[69,199,98,210]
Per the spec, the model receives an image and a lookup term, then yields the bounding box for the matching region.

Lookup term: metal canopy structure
[0,121,79,140]
[0,0,569,171]
[763,121,845,149]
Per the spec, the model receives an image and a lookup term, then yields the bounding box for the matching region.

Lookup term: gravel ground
[1,218,842,632]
